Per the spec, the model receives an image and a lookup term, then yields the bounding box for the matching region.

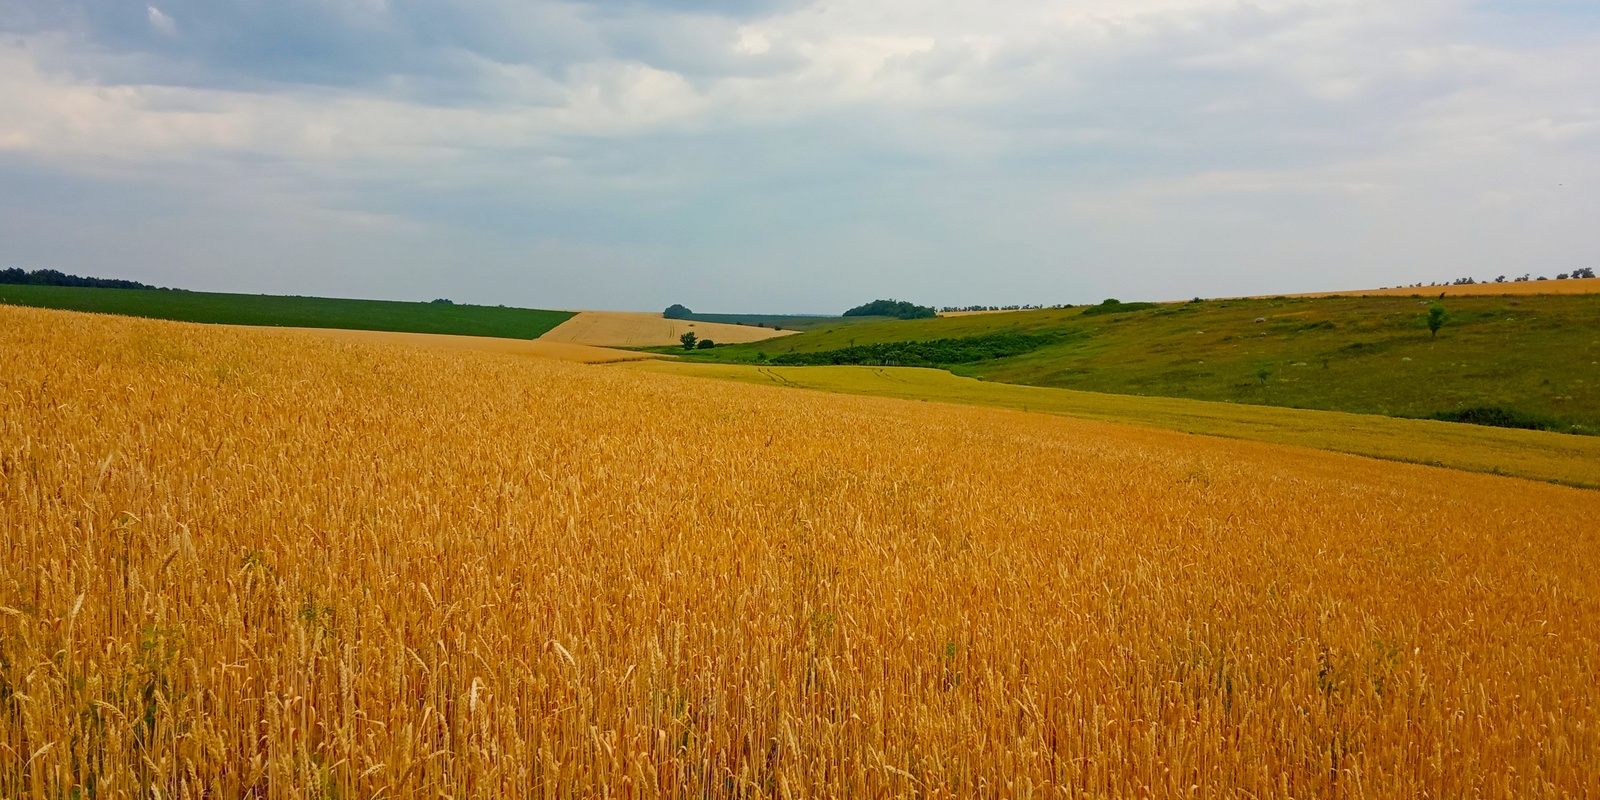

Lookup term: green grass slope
[0,284,574,340]
[688,294,1600,433]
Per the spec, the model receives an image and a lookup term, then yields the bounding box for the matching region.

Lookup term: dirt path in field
[241,326,660,363]
[539,311,799,347]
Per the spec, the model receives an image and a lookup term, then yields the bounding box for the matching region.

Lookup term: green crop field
[629,361,1600,488]
[686,294,1600,433]
[0,284,573,340]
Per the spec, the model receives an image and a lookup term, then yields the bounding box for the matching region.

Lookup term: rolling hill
[684,292,1600,433]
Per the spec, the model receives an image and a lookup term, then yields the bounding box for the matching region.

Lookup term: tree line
[0,268,181,291]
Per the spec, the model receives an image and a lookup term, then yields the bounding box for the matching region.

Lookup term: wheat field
[3,305,1598,798]
[235,326,659,364]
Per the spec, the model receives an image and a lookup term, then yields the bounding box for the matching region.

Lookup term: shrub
[1081,299,1157,317]
[1430,406,1568,433]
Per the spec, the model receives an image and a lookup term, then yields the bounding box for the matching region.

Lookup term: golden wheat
[2,305,1598,798]
[236,325,660,364]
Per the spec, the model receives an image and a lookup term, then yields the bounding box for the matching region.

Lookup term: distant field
[630,361,1600,488]
[693,293,1600,433]
[0,284,572,339]
[680,313,890,332]
[540,311,798,347]
[1268,276,1600,299]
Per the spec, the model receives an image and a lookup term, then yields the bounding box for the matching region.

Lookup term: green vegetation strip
[0,284,574,340]
[766,332,1061,367]
[628,361,1600,489]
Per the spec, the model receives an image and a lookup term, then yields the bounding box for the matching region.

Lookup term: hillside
[689,293,1600,433]
[0,283,573,340]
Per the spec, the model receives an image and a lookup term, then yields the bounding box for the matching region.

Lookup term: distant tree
[1557,273,1570,280]
[664,304,693,319]
[1427,304,1447,338]
[430,298,454,305]
[679,331,698,350]
[842,299,937,320]
[696,339,716,349]
[1494,275,1507,283]
[1575,268,1597,279]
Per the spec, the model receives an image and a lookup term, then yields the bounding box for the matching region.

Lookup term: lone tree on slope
[679,331,698,350]
[1427,305,1447,338]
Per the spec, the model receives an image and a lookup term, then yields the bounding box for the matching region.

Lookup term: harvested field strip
[1249,275,1600,299]
[630,361,1600,488]
[4,305,1598,797]
[540,310,798,346]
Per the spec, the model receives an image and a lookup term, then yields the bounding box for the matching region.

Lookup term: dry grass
[240,325,660,363]
[541,311,798,347]
[4,305,1599,798]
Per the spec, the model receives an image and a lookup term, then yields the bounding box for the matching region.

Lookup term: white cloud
[147,6,177,37]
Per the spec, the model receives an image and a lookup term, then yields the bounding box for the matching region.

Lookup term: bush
[1430,406,1568,433]
[696,339,716,349]
[1080,298,1157,317]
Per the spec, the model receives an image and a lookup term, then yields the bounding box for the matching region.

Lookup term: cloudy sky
[2,0,1596,312]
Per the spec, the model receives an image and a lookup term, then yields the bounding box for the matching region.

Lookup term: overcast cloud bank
[2,0,1596,311]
